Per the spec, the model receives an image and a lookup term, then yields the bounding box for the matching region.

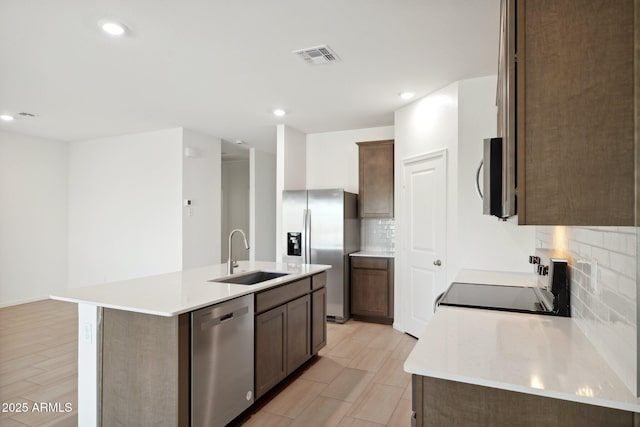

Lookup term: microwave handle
[475,160,484,200]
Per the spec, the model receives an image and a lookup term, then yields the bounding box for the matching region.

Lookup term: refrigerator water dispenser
[287,232,302,256]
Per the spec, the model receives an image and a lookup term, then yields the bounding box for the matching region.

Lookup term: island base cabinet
[311,287,327,354]
[255,305,287,399]
[254,276,327,400]
[412,375,639,427]
[286,294,312,374]
[102,309,190,427]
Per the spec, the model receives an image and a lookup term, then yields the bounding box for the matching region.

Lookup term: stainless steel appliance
[191,294,254,427]
[437,258,569,317]
[282,189,359,323]
[478,137,516,220]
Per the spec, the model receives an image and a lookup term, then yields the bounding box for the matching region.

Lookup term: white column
[78,303,101,426]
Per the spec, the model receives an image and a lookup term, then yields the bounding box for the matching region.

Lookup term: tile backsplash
[536,226,637,395]
[361,218,395,252]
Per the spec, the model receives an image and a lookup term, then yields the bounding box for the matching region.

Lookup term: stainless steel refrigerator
[282,189,360,323]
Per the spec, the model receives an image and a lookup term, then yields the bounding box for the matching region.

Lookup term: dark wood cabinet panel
[357,140,394,218]
[255,273,326,399]
[311,288,327,354]
[255,305,287,399]
[255,277,310,313]
[286,295,311,374]
[413,375,637,427]
[102,309,190,426]
[352,268,388,317]
[505,0,636,225]
[351,257,394,324]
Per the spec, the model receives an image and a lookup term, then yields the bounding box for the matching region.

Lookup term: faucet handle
[232,257,239,268]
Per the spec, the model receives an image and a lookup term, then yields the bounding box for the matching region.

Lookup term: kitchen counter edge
[50,262,331,317]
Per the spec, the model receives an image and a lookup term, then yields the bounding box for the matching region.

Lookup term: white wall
[395,82,460,295]
[221,159,250,262]
[393,76,535,331]
[0,131,68,306]
[306,126,394,193]
[68,128,183,287]
[457,77,534,272]
[182,130,221,269]
[275,125,307,260]
[250,148,277,262]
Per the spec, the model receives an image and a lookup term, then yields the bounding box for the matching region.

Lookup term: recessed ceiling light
[0,114,14,122]
[400,92,415,100]
[100,21,127,36]
[235,140,244,145]
[273,109,286,117]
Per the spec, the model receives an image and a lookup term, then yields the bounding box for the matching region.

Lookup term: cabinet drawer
[255,278,311,313]
[312,272,327,290]
[351,257,388,270]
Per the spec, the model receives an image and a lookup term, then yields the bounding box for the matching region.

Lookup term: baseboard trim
[0,295,49,308]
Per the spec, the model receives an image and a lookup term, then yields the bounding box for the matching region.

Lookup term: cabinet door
[358,141,394,218]
[311,288,327,354]
[516,0,634,225]
[255,305,287,399]
[286,295,311,374]
[351,268,389,318]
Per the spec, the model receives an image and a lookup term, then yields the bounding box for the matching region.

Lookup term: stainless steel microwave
[481,137,516,219]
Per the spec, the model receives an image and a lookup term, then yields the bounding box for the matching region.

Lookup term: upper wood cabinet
[357,140,394,218]
[503,0,636,225]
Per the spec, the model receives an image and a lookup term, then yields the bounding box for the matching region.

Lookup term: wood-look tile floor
[235,321,417,427]
[0,299,78,427]
[0,300,416,427]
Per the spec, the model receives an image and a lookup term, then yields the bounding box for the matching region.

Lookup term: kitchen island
[51,261,331,427]
[404,270,640,426]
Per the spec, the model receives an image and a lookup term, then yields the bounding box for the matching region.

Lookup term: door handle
[433,259,442,266]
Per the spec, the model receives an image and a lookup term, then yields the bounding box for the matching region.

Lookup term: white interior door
[402,151,447,337]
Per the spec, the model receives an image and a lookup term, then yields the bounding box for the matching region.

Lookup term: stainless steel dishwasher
[191,294,254,426]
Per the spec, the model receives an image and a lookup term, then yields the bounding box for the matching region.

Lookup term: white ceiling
[0,0,500,153]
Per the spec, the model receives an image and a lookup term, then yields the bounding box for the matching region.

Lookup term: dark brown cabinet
[255,305,287,398]
[357,140,394,218]
[501,0,636,225]
[311,287,327,354]
[254,274,326,399]
[412,375,638,427]
[350,256,394,324]
[286,295,311,374]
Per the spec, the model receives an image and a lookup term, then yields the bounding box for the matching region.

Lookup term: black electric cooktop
[438,282,553,315]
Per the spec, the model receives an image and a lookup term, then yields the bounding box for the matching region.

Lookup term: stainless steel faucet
[227,229,249,274]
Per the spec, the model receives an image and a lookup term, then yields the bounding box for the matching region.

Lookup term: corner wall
[393,76,535,331]
[0,130,68,306]
[275,125,307,261]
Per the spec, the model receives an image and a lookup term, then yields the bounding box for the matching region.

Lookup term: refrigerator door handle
[306,209,311,264]
[302,209,308,264]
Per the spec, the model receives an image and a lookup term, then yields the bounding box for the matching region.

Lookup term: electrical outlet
[82,322,93,344]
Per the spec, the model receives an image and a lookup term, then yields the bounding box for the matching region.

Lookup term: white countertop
[404,269,640,412]
[51,261,330,317]
[349,251,395,258]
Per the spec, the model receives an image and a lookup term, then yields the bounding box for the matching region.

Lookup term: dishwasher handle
[198,306,249,331]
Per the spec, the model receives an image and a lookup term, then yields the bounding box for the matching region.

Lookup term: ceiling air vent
[293,45,340,65]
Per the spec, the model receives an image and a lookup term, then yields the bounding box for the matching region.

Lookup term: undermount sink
[211,271,291,285]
